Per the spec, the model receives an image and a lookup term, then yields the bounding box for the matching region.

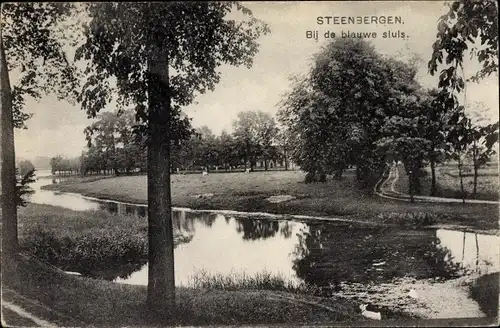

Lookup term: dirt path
[375,165,499,205]
[1,288,84,327]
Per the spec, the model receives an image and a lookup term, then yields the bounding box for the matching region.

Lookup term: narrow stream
[27,171,500,318]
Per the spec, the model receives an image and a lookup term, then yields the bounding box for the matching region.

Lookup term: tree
[18,159,35,176]
[1,3,78,256]
[464,103,498,197]
[233,111,260,171]
[218,130,239,170]
[423,89,452,196]
[75,2,268,314]
[276,127,290,170]
[279,39,414,186]
[195,126,218,171]
[253,111,278,170]
[50,155,63,175]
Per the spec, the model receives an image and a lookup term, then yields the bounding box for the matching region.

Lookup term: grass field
[42,169,499,230]
[393,163,499,201]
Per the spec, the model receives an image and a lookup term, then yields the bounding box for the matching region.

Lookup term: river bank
[12,202,499,323]
[41,170,499,231]
[2,253,367,326]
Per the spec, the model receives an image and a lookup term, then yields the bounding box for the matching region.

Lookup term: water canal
[29,171,499,318]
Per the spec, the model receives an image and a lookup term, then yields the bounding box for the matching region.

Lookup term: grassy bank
[2,253,365,326]
[18,203,148,276]
[42,170,499,230]
[468,272,499,318]
[4,204,370,325]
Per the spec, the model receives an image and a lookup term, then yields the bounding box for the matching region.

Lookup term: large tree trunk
[146,50,175,316]
[1,34,19,257]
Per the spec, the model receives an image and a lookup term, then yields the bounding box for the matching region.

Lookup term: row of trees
[278,37,498,201]
[50,155,81,175]
[80,109,292,175]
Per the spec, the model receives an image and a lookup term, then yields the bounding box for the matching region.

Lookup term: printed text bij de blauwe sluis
[307,15,407,41]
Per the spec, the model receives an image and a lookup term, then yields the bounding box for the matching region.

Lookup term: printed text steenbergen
[317,16,403,25]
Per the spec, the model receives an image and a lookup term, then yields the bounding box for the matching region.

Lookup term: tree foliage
[279,39,424,186]
[1,2,79,129]
[429,0,498,88]
[15,168,35,208]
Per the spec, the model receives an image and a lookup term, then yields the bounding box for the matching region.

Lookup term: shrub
[376,212,441,228]
[21,228,148,274]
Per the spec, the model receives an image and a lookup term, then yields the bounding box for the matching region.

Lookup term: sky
[13,1,499,160]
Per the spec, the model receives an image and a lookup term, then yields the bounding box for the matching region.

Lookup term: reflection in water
[236,219,280,240]
[291,223,469,288]
[29,171,500,290]
[436,229,500,275]
[115,216,306,286]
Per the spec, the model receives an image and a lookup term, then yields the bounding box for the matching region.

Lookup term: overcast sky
[14,1,499,160]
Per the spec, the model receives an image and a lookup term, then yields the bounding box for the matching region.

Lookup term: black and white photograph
[1,1,499,326]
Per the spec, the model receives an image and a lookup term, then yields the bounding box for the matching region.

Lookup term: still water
[30,171,500,288]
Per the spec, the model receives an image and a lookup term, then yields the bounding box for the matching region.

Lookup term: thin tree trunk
[472,140,478,197]
[461,231,466,262]
[475,233,479,270]
[458,155,465,204]
[407,164,414,203]
[430,158,437,196]
[1,33,18,257]
[284,146,288,171]
[146,49,175,315]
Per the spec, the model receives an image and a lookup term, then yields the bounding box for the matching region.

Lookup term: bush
[21,227,148,274]
[376,212,441,228]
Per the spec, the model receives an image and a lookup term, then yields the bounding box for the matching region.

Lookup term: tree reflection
[292,223,463,289]
[279,221,293,239]
[235,218,280,240]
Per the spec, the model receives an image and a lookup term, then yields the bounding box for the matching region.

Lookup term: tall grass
[188,269,320,295]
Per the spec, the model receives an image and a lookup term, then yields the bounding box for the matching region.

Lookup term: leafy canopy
[1,2,79,128]
[75,2,269,139]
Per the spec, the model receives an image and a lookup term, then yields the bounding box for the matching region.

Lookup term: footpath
[1,287,83,327]
[375,165,499,205]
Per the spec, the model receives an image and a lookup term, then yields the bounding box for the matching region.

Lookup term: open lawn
[42,170,499,230]
[393,163,499,202]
